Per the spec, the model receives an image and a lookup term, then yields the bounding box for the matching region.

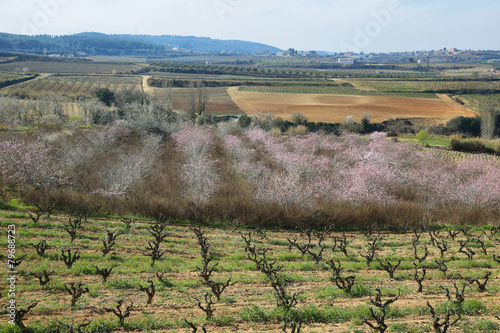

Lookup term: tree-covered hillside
[0,32,282,56]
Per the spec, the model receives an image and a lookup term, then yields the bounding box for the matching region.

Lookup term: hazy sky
[1,0,498,52]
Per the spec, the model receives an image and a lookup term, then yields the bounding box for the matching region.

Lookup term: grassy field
[1,55,500,333]
[0,56,18,63]
[1,208,500,332]
[397,135,452,147]
[458,94,500,111]
[0,73,35,84]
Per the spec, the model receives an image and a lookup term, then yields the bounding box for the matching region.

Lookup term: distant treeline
[0,33,166,56]
[150,62,430,79]
[147,77,353,88]
[0,32,282,56]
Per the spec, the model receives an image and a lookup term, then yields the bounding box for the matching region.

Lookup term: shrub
[291,112,308,125]
[285,125,308,136]
[446,116,481,137]
[80,100,116,125]
[237,114,252,128]
[94,88,115,107]
[269,127,283,137]
[450,135,496,154]
[122,100,179,136]
[416,129,429,146]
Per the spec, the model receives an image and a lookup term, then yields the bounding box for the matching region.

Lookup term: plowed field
[229,88,477,123]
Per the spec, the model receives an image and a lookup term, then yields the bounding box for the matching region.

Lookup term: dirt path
[142,75,154,96]
[228,86,259,114]
[437,93,478,116]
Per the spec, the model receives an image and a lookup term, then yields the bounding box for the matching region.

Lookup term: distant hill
[116,34,282,54]
[0,32,282,56]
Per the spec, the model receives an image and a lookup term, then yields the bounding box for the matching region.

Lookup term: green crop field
[458,94,500,110]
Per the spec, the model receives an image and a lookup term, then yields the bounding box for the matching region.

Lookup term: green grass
[0,198,30,211]
[389,322,428,333]
[467,319,499,332]
[398,135,452,147]
[3,208,500,332]
[435,299,486,316]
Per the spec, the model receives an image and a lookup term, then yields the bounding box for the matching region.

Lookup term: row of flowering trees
[222,128,500,211]
[1,123,500,226]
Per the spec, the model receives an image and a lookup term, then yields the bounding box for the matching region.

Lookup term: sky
[0,0,499,53]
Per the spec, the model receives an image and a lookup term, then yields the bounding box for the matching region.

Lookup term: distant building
[338,58,355,65]
[171,46,191,52]
[256,50,271,57]
[450,47,459,53]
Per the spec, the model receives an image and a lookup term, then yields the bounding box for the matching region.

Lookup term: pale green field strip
[351,80,500,92]
[238,85,439,99]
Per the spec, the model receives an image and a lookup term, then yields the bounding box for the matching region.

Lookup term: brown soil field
[228,88,477,123]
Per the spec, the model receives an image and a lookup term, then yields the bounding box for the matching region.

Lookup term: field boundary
[228,86,259,114]
[437,94,479,116]
[0,73,50,93]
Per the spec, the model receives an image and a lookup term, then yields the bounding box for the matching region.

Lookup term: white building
[338,58,355,65]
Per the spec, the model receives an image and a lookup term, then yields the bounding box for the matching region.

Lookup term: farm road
[142,75,154,95]
[437,93,478,116]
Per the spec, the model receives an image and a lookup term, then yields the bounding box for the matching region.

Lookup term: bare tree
[30,269,54,286]
[427,301,460,333]
[138,279,156,305]
[13,301,38,329]
[64,282,89,307]
[481,109,499,140]
[189,81,208,119]
[94,265,118,284]
[104,300,135,327]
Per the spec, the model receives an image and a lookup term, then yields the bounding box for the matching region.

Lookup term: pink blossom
[173,124,219,202]
[0,140,70,190]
